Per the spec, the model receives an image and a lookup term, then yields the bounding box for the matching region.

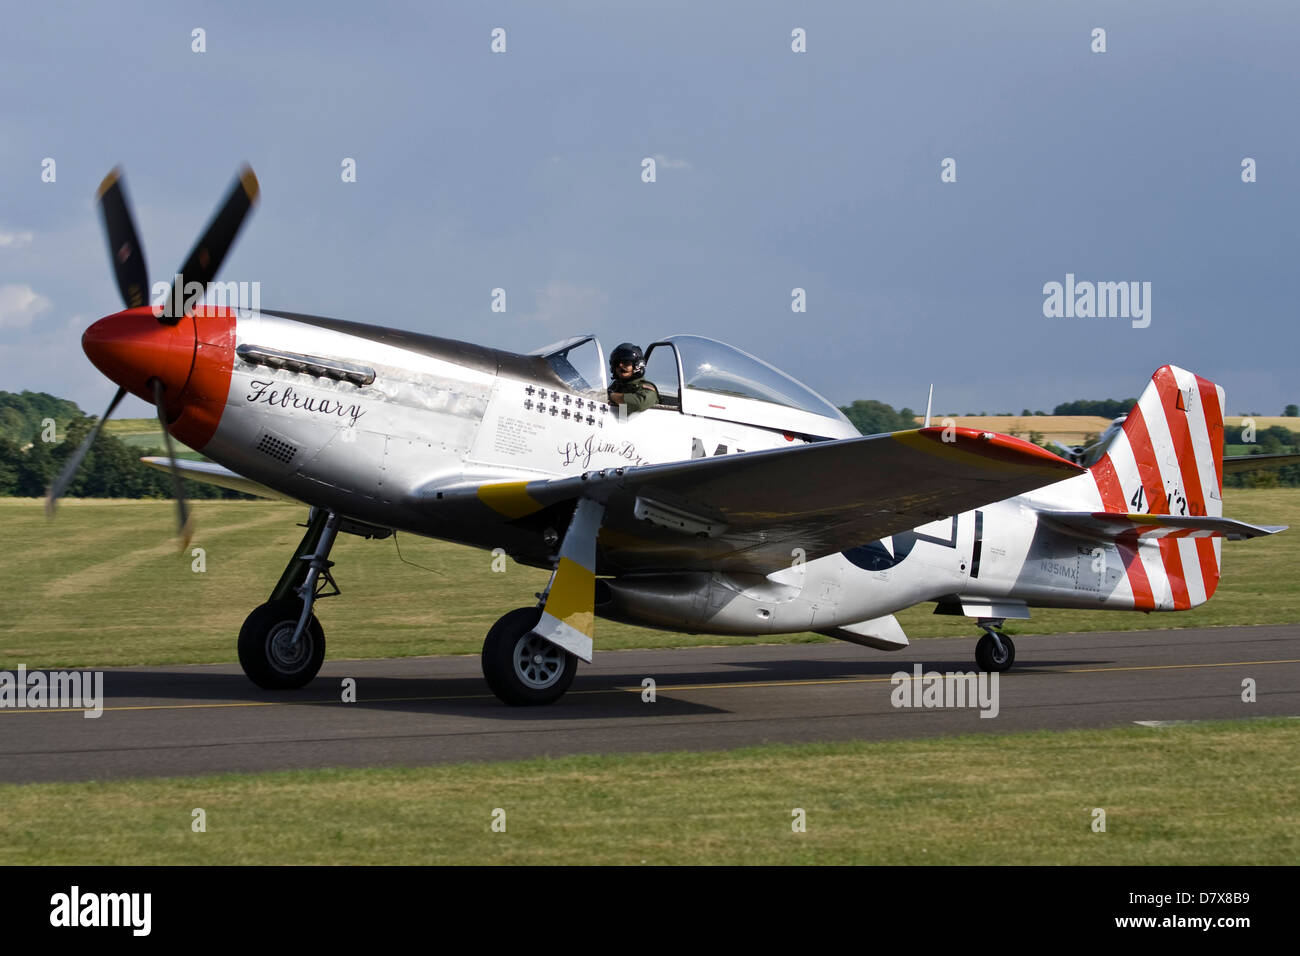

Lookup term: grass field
[1,488,1296,669]
[0,719,1294,865]
[3,494,1295,867]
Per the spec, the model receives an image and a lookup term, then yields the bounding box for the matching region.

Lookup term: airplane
[47,166,1289,706]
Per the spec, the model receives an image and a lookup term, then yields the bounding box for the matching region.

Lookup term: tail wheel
[238,598,326,689]
[975,632,1015,672]
[481,607,578,706]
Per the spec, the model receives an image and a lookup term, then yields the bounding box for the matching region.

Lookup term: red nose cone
[82,308,196,405]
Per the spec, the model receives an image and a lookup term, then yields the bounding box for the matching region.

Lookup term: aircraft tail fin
[1087,365,1225,519]
[1082,365,1228,605]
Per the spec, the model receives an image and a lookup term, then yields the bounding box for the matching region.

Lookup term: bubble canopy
[531,333,856,438]
[668,335,845,416]
[650,334,856,438]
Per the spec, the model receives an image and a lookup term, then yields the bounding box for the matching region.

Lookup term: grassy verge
[1,489,1296,668]
[1,719,1294,865]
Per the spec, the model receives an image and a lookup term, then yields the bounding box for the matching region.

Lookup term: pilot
[607,343,659,413]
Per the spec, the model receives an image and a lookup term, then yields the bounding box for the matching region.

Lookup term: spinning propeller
[45,166,259,548]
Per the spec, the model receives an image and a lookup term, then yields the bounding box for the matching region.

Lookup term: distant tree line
[1051,398,1138,419]
[838,400,919,436]
[0,391,251,499]
[0,391,81,443]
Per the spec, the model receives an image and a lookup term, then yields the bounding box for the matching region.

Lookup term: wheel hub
[514,633,564,689]
[268,621,311,673]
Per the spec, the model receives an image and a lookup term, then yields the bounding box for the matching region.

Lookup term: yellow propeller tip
[239,166,260,204]
[95,167,122,200]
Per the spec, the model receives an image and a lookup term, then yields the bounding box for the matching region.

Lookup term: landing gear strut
[238,509,340,689]
[974,618,1016,672]
[481,498,602,706]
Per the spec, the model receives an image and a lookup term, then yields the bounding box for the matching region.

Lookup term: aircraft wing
[448,427,1084,574]
[140,456,300,503]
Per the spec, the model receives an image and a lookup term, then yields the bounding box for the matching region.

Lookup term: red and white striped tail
[1087,365,1226,609]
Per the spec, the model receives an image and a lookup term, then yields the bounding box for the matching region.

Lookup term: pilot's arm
[609,378,659,413]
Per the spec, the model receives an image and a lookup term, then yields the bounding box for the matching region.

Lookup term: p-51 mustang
[50,167,1287,705]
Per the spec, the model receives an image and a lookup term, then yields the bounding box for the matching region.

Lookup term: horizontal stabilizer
[140,456,298,503]
[1039,511,1286,540]
[1223,453,1300,474]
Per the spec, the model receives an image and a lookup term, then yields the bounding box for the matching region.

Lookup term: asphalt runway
[3,624,1297,784]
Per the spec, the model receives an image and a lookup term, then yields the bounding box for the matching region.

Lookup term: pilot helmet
[610,342,645,379]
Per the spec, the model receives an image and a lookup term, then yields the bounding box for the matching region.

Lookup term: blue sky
[2,0,1296,420]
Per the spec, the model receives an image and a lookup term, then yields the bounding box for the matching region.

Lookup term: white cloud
[516,280,609,327]
[653,153,692,170]
[0,283,53,329]
[0,230,35,248]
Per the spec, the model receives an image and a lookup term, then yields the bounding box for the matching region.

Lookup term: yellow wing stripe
[476,481,544,519]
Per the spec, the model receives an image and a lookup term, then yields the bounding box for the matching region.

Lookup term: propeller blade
[151,378,194,549]
[45,386,128,516]
[166,165,260,323]
[96,169,151,310]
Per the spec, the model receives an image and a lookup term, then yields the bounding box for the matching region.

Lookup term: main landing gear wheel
[238,598,326,689]
[481,606,578,706]
[975,632,1016,672]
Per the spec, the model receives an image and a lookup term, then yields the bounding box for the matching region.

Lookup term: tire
[238,598,326,689]
[975,632,1015,672]
[481,606,578,706]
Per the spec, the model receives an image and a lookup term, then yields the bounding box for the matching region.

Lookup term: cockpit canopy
[529,335,608,392]
[648,335,856,439]
[531,333,856,439]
